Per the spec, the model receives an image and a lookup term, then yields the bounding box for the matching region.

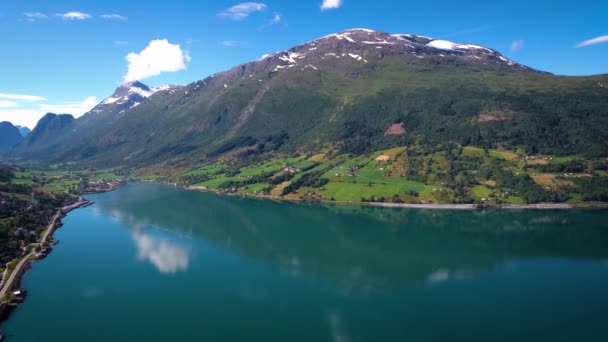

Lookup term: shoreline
[0,198,91,337]
[185,185,608,210]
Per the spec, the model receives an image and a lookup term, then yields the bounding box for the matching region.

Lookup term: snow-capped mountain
[199,28,536,92]
[87,81,183,116]
[258,28,526,71]
[12,27,603,168]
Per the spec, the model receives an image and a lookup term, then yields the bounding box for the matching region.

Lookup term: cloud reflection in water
[132,232,192,274]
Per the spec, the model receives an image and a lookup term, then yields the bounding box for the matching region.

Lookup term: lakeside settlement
[0,176,124,339]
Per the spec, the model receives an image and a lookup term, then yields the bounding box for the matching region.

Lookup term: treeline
[0,165,14,182]
[334,83,608,158]
[572,177,608,202]
[537,160,587,173]
[208,132,291,159]
[478,165,569,203]
[281,171,329,196]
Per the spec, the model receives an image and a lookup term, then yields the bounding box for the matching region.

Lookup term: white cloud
[0,96,97,128]
[0,109,42,129]
[511,39,524,51]
[576,35,608,48]
[23,12,48,22]
[0,100,19,108]
[219,2,267,20]
[321,0,343,10]
[124,39,190,82]
[100,14,128,21]
[57,12,92,20]
[39,96,97,116]
[0,93,47,101]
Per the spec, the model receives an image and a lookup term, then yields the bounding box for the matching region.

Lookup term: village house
[375,155,390,162]
[283,167,301,174]
[14,227,32,238]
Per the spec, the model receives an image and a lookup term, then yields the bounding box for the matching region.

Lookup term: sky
[1,0,607,128]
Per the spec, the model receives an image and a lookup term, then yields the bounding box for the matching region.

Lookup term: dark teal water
[2,183,608,341]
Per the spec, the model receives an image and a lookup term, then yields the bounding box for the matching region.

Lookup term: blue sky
[1,0,607,128]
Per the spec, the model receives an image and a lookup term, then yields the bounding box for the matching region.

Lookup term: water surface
[3,183,608,341]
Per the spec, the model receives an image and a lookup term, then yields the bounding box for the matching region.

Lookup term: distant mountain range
[0,122,23,152]
[15,126,31,137]
[4,29,608,167]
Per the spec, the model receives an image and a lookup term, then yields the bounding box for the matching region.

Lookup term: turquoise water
[2,183,608,341]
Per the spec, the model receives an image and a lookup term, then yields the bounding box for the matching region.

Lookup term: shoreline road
[41,210,62,244]
[0,200,89,301]
[0,253,33,300]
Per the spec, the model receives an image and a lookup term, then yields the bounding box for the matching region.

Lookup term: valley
[2,29,606,207]
[2,4,608,338]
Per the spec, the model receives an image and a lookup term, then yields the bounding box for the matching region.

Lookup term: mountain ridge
[86,81,184,118]
[0,122,23,152]
[6,28,608,168]
[15,125,31,137]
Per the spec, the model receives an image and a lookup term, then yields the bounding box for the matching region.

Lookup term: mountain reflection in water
[91,183,608,292]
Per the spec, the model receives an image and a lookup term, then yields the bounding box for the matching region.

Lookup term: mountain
[87,81,183,118]
[13,113,75,158]
[8,82,182,160]
[7,29,608,167]
[0,122,23,152]
[15,126,31,137]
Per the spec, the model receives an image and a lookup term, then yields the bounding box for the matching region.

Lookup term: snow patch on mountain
[129,86,155,98]
[426,40,462,51]
[101,96,121,105]
[426,40,494,53]
[279,52,303,64]
[91,82,183,115]
[322,33,357,43]
[344,28,375,33]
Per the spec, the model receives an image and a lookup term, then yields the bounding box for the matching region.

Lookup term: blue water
[3,183,608,341]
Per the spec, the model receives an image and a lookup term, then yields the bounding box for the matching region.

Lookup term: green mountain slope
[12,113,75,159]
[8,29,608,167]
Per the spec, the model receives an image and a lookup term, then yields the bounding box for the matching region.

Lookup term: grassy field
[8,168,123,194]
[489,149,520,161]
[241,183,270,194]
[471,185,492,198]
[462,146,485,158]
[174,145,607,206]
[506,196,525,204]
[196,175,238,189]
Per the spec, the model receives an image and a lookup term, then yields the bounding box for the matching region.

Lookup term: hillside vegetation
[4,29,608,205]
[176,143,608,206]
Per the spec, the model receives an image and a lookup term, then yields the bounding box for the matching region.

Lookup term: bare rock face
[385,122,406,136]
